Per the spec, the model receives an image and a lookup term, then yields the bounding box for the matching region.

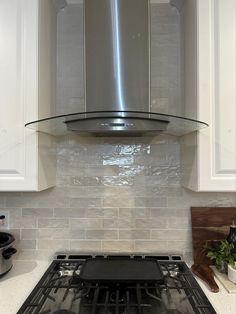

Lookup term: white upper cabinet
[182,0,236,191]
[0,0,56,191]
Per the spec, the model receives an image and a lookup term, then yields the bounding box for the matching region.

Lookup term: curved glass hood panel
[25,111,208,136]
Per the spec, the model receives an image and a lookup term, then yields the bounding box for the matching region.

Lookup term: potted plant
[228,262,236,283]
[203,240,235,273]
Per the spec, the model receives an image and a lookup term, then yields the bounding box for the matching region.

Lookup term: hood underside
[25,111,208,137]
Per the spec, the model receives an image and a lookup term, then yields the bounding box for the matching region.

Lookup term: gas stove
[17,254,217,314]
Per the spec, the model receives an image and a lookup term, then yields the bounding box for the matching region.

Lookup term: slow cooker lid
[0,232,14,248]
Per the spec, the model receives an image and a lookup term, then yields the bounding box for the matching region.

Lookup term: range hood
[25,0,208,136]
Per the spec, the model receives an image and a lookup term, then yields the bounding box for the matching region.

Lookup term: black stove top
[17,254,217,314]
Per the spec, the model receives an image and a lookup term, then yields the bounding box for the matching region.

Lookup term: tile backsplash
[0,4,236,261]
[1,134,236,261]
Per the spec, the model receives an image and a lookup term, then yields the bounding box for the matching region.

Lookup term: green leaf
[202,240,235,267]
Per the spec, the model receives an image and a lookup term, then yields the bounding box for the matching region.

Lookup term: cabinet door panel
[198,0,236,190]
[0,0,25,179]
[214,0,236,174]
[0,0,55,191]
[182,0,236,191]
[0,0,39,191]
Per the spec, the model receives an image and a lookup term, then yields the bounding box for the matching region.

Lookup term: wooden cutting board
[191,207,236,264]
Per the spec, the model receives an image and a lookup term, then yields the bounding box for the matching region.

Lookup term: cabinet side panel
[181,0,198,190]
[181,134,198,191]
[38,133,56,191]
[183,0,198,118]
[38,0,57,117]
[38,0,56,189]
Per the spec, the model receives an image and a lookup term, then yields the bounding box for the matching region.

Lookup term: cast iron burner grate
[17,255,217,314]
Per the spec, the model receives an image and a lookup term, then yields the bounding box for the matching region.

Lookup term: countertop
[0,261,49,314]
[0,260,236,314]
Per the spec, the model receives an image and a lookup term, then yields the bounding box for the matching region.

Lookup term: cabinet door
[0,0,55,191]
[0,0,36,190]
[182,0,236,191]
[198,0,236,191]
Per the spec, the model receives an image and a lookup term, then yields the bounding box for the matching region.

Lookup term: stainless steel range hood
[25,0,208,136]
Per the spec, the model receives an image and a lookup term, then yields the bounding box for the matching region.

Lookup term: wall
[0,4,236,261]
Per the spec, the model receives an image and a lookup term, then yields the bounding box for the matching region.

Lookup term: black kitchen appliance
[0,232,17,277]
[17,254,217,314]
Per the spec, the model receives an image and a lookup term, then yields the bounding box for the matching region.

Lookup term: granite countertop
[0,261,49,314]
[0,260,236,314]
